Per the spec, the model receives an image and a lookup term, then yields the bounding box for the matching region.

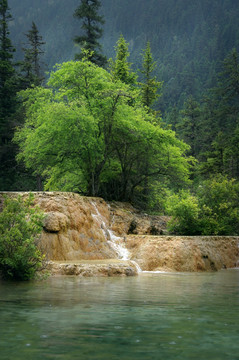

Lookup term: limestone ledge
[46,259,138,277]
[1,192,239,274]
[126,235,239,272]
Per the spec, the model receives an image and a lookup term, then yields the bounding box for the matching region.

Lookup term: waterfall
[91,201,142,273]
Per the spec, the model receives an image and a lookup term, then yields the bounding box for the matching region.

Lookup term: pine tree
[20,21,45,88]
[140,41,162,112]
[207,49,239,178]
[215,48,239,133]
[73,0,106,67]
[110,34,136,85]
[177,96,201,158]
[0,0,16,137]
[0,0,17,190]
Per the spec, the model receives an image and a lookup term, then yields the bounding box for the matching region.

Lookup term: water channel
[0,270,239,360]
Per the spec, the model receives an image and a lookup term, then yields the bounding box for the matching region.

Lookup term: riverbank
[1,192,239,276]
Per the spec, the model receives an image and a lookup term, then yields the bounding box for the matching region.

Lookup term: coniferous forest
[1,0,239,235]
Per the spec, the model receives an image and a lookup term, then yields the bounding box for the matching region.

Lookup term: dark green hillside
[8,0,239,110]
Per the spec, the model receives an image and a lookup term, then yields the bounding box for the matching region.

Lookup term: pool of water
[0,270,239,360]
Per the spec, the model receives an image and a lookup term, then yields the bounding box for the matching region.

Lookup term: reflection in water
[0,270,239,360]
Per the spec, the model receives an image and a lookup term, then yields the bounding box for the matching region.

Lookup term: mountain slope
[8,0,239,110]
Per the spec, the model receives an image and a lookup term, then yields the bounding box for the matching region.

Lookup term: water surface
[0,270,239,360]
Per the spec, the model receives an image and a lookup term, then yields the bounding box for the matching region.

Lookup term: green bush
[166,176,239,235]
[198,175,239,235]
[0,194,45,280]
[166,190,201,235]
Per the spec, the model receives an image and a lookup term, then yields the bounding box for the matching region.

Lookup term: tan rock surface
[109,201,169,235]
[1,192,239,274]
[37,192,116,260]
[126,235,239,272]
[46,260,138,277]
[0,192,117,261]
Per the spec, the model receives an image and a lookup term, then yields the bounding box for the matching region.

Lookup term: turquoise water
[0,270,239,360]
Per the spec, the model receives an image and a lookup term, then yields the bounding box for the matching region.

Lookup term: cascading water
[91,201,142,273]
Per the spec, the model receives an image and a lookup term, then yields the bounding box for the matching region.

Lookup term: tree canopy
[14,59,190,202]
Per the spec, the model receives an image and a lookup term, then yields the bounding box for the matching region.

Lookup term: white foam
[91,201,177,275]
[91,200,142,272]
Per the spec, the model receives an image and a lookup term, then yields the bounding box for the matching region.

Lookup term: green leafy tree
[166,190,201,235]
[74,0,106,67]
[0,194,45,280]
[109,34,136,85]
[14,59,190,203]
[19,21,45,89]
[198,175,239,235]
[166,175,239,235]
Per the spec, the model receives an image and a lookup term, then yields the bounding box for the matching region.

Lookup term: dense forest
[1,0,239,236]
[8,0,239,110]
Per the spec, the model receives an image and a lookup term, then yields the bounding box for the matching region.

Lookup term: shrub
[0,194,45,280]
[166,176,239,235]
[198,175,239,235]
[165,190,201,235]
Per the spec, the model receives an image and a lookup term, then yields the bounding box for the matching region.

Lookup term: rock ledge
[46,260,138,277]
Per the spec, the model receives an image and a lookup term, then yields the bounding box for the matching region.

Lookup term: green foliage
[198,175,239,235]
[194,49,239,180]
[0,0,19,191]
[0,193,45,280]
[74,0,106,67]
[166,190,201,235]
[109,34,137,85]
[139,41,162,112]
[0,0,16,122]
[19,21,45,88]
[176,96,201,157]
[166,176,239,235]
[14,59,190,203]
[7,0,239,110]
